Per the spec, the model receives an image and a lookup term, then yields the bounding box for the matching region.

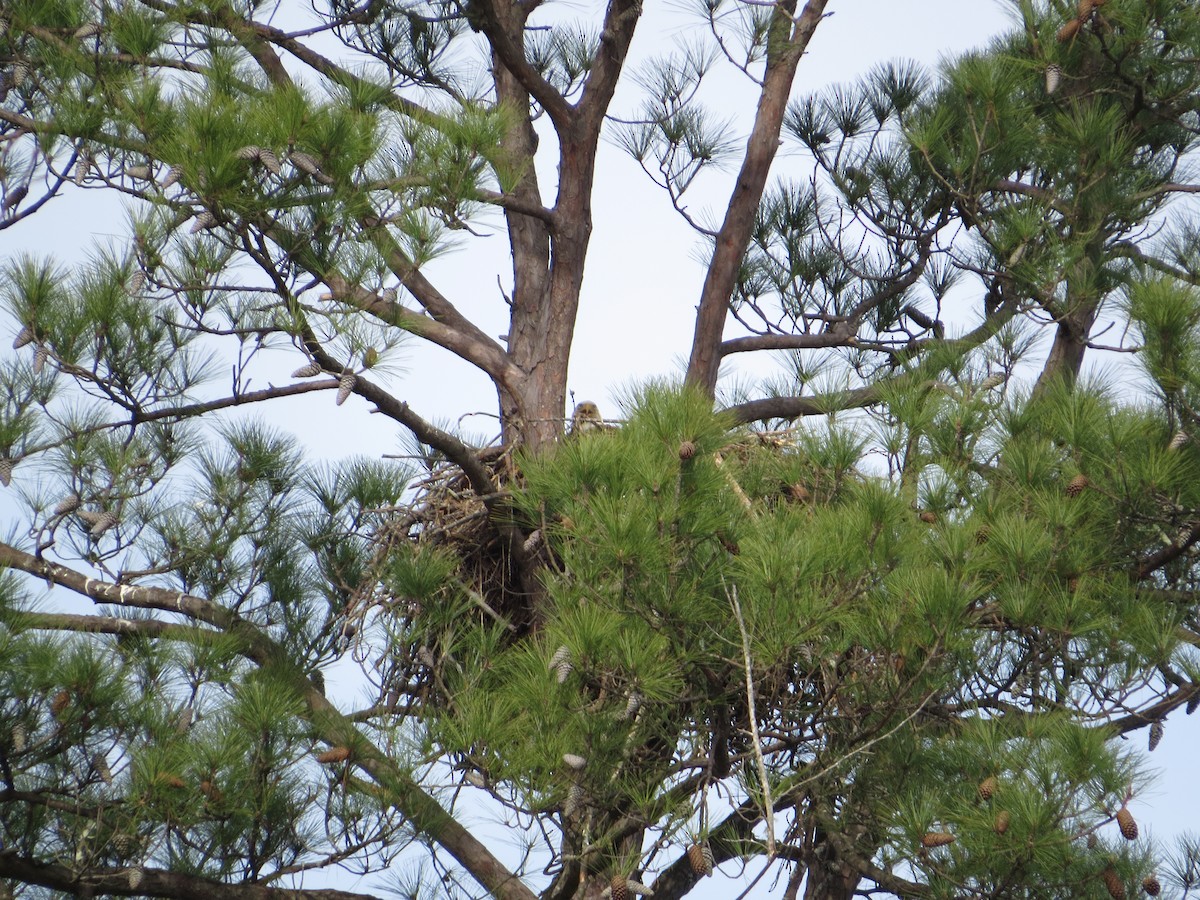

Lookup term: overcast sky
[4,0,1196,896]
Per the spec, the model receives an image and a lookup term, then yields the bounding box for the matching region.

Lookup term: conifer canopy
[3,1,1200,898]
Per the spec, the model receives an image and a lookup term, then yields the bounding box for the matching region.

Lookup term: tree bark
[486,0,642,451]
[685,0,830,398]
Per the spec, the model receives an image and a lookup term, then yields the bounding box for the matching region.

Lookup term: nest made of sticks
[376,444,530,625]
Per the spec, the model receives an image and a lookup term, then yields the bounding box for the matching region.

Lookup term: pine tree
[2,1,1200,899]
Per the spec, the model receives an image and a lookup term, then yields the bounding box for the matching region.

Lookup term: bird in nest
[569,401,608,437]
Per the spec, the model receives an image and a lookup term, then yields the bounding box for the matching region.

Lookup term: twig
[714,453,756,516]
[728,583,775,858]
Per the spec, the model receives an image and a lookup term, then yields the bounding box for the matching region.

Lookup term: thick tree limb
[723,304,1017,424]
[720,332,866,355]
[684,0,831,397]
[238,15,454,132]
[0,854,384,900]
[318,271,522,394]
[1136,523,1200,579]
[464,0,574,127]
[0,541,237,631]
[19,381,334,458]
[4,610,193,639]
[575,0,643,125]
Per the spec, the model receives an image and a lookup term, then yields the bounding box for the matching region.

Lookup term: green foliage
[379,384,1187,891]
[5,0,1200,898]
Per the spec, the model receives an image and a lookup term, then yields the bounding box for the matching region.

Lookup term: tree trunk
[491,0,641,452]
[801,862,860,900]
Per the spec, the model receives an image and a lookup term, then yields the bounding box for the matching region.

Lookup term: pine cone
[921,831,955,848]
[53,495,81,515]
[33,345,49,374]
[11,723,26,752]
[1066,474,1090,497]
[1116,807,1138,841]
[3,184,27,211]
[236,145,264,161]
[1189,692,1200,715]
[12,325,33,349]
[74,22,102,39]
[687,842,714,877]
[89,511,118,537]
[0,458,12,487]
[978,775,998,802]
[1148,721,1163,752]
[126,270,147,295]
[609,877,628,900]
[336,371,356,406]
[523,529,544,555]
[292,361,322,378]
[1142,874,1161,897]
[94,753,113,785]
[316,746,351,764]
[161,164,184,189]
[563,783,583,817]
[620,691,642,720]
[190,210,217,233]
[677,440,696,460]
[1102,866,1126,900]
[125,165,152,181]
[290,150,335,184]
[993,810,1010,834]
[1169,431,1189,451]
[50,690,71,717]
[74,151,93,185]
[1045,63,1062,95]
[258,149,282,175]
[1057,17,1082,42]
[562,753,587,770]
[549,646,572,681]
[289,150,321,175]
[919,510,938,524]
[77,509,104,527]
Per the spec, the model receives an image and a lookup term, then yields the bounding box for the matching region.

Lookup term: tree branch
[319,272,522,394]
[0,547,540,900]
[684,0,831,398]
[0,541,237,630]
[4,610,195,640]
[464,0,574,127]
[0,853,384,900]
[722,303,1016,424]
[575,0,642,126]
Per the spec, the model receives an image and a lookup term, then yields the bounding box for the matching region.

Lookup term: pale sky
[4,0,1196,896]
